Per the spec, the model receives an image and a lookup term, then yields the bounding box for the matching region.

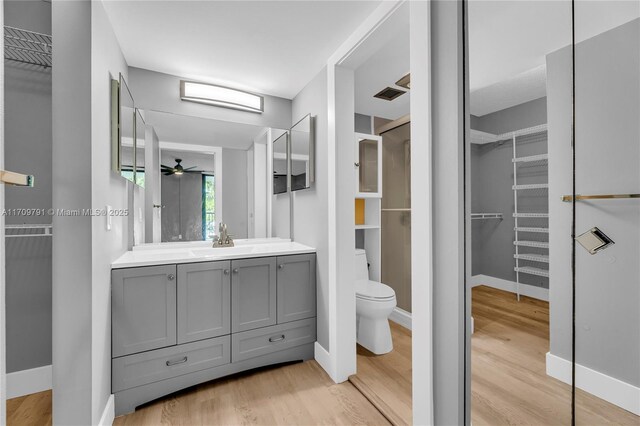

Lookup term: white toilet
[355,249,396,355]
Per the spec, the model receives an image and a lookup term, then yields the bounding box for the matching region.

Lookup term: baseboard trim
[389,307,412,330]
[98,394,115,426]
[6,365,52,399]
[546,352,640,415]
[314,342,334,381]
[471,274,549,301]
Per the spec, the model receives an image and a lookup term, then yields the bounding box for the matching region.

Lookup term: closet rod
[561,193,640,202]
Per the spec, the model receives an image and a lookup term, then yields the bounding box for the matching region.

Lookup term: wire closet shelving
[4,25,52,68]
[511,124,549,300]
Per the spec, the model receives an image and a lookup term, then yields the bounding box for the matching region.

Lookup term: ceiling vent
[373,86,406,101]
[396,73,410,89]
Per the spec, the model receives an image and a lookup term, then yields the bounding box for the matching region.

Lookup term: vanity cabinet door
[276,254,316,324]
[112,265,177,358]
[177,261,231,344]
[231,257,277,332]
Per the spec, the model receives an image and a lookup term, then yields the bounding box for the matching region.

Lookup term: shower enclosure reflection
[380,122,411,314]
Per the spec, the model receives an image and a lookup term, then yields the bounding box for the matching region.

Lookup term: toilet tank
[355,249,370,281]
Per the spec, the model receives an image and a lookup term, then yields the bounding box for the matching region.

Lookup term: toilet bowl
[355,249,396,354]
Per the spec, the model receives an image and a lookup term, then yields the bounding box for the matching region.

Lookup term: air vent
[396,73,410,89]
[373,87,406,101]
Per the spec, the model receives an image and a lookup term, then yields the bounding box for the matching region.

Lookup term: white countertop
[112,238,316,269]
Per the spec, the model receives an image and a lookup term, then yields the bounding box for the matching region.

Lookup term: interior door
[572,3,640,423]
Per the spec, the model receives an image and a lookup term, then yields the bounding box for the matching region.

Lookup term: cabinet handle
[278,264,284,270]
[224,269,230,275]
[167,274,175,281]
[269,335,285,343]
[166,356,187,366]
[233,268,239,274]
[354,162,360,167]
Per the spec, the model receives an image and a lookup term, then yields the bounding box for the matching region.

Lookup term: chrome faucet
[213,223,234,247]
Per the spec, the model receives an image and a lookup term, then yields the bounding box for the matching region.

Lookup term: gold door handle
[0,170,34,187]
[561,193,640,202]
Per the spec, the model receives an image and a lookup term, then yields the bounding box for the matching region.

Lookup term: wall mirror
[135,109,289,244]
[290,114,315,191]
[134,109,146,187]
[111,73,136,183]
[273,131,288,195]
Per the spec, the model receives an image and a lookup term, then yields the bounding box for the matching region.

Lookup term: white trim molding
[98,394,115,426]
[314,342,332,376]
[471,274,549,301]
[389,307,412,331]
[546,352,640,416]
[6,365,52,399]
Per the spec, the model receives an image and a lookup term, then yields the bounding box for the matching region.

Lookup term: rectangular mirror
[290,114,315,191]
[135,110,289,245]
[273,131,288,195]
[111,73,136,183]
[134,109,146,187]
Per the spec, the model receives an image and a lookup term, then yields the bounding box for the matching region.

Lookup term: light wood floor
[472,285,638,425]
[348,286,639,426]
[8,287,639,425]
[114,360,389,425]
[349,322,412,426]
[6,389,52,426]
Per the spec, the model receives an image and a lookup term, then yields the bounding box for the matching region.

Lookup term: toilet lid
[356,280,396,300]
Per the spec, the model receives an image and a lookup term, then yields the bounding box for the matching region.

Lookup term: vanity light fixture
[180,80,264,113]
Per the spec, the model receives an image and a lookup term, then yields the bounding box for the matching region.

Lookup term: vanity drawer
[231,318,316,362]
[112,335,230,392]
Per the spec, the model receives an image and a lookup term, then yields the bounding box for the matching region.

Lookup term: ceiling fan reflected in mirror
[161,158,206,176]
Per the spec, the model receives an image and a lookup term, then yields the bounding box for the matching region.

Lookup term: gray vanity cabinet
[276,254,316,323]
[231,257,277,332]
[177,261,231,344]
[112,265,177,358]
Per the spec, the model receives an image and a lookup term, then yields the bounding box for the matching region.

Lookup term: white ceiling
[146,110,267,150]
[469,0,639,116]
[102,0,381,100]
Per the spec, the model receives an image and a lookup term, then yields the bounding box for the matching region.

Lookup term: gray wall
[128,67,292,130]
[470,97,548,289]
[52,1,93,423]
[431,1,466,424]
[222,148,249,239]
[4,0,52,374]
[291,67,330,350]
[548,19,640,387]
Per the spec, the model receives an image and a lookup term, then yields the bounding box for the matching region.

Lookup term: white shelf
[513,213,549,218]
[515,227,549,233]
[472,213,503,220]
[515,266,549,278]
[514,240,549,249]
[512,154,548,164]
[513,183,549,190]
[5,223,52,238]
[355,224,380,230]
[514,254,549,263]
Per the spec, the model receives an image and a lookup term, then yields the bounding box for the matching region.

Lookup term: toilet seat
[356,280,396,301]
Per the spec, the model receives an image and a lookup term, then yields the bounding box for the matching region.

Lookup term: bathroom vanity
[111,240,316,415]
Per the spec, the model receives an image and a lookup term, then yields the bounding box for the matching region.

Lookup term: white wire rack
[471,213,503,220]
[512,183,549,191]
[513,212,549,218]
[514,266,550,278]
[5,224,53,238]
[515,227,549,233]
[512,126,549,300]
[4,26,52,68]
[514,253,549,263]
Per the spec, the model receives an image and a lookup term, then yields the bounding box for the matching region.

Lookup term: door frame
[326,1,436,424]
[0,0,7,422]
